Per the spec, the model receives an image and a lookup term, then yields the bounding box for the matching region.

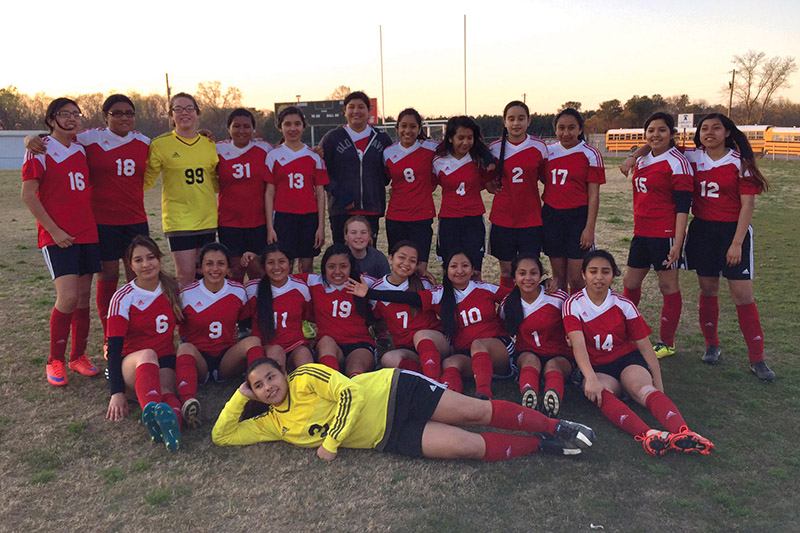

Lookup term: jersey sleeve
[21,152,45,181]
[106,290,131,338]
[211,390,283,446]
[586,147,606,184]
[313,154,330,186]
[299,367,366,453]
[562,299,583,334]
[620,299,652,340]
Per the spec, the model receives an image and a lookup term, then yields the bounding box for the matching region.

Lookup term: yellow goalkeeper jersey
[212,364,396,453]
[144,130,219,233]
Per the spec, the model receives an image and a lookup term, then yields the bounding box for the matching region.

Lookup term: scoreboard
[275,98,379,126]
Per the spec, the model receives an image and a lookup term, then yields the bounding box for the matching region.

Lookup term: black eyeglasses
[107,110,136,118]
[171,106,197,114]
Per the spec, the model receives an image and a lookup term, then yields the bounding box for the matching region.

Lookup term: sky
[4,0,800,119]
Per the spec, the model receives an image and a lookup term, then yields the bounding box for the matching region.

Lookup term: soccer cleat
[154,403,181,451]
[141,402,163,444]
[701,345,721,364]
[537,433,582,456]
[637,429,672,456]
[521,387,538,410]
[669,426,714,455]
[553,420,595,449]
[653,342,676,359]
[542,388,561,418]
[68,354,100,376]
[302,320,317,340]
[46,360,68,386]
[750,360,776,382]
[181,398,202,429]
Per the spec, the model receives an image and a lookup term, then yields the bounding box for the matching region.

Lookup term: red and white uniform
[562,289,652,366]
[501,288,571,356]
[245,276,312,350]
[543,141,605,210]
[216,139,273,228]
[179,280,248,356]
[418,281,510,352]
[384,140,438,221]
[433,154,492,218]
[370,276,441,348]
[77,128,150,225]
[266,144,329,214]
[22,137,98,248]
[302,273,377,345]
[683,148,761,222]
[107,281,176,357]
[488,135,548,227]
[631,147,694,237]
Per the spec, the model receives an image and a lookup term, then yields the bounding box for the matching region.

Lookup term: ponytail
[439,273,457,338]
[256,276,276,342]
[159,271,184,322]
[496,127,508,185]
[503,285,524,336]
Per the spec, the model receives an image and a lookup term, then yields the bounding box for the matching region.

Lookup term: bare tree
[560,101,582,112]
[195,81,243,139]
[326,85,351,101]
[733,50,797,123]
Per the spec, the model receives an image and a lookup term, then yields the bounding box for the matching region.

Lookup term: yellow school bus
[764,127,800,157]
[606,124,774,154]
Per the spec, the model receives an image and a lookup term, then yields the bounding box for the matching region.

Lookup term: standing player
[383,108,439,280]
[542,108,605,293]
[488,101,548,289]
[434,117,495,281]
[266,106,327,273]
[246,243,315,371]
[622,112,693,358]
[500,255,572,416]
[213,358,596,461]
[21,98,101,386]
[320,92,392,246]
[24,94,150,352]
[144,92,219,287]
[564,250,713,456]
[370,241,448,380]
[303,244,378,377]
[216,108,273,283]
[683,114,775,381]
[176,243,264,427]
[348,251,513,399]
[105,236,183,451]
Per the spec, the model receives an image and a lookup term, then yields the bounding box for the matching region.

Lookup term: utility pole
[165,73,171,103]
[728,69,736,118]
[463,14,467,115]
[380,25,386,125]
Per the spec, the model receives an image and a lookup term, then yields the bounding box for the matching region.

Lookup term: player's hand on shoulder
[24,135,47,155]
[198,129,216,143]
[316,445,337,461]
[311,145,324,157]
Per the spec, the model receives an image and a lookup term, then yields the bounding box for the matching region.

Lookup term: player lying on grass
[212,358,596,461]
[564,249,714,457]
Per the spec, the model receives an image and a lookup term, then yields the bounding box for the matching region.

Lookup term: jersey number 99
[185,168,205,185]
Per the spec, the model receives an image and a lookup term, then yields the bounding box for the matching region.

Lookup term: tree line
[1,51,797,142]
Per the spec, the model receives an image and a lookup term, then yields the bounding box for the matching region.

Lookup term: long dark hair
[256,243,292,341]
[503,254,546,336]
[694,113,769,191]
[497,101,530,182]
[320,244,373,324]
[435,116,490,167]
[439,250,472,337]
[644,112,675,147]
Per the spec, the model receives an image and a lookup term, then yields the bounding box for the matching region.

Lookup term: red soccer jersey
[370,276,441,348]
[420,281,510,352]
[488,135,548,227]
[245,276,311,350]
[179,279,248,356]
[683,148,761,222]
[216,139,273,228]
[303,273,376,345]
[107,281,176,358]
[562,289,652,366]
[266,144,329,215]
[630,147,694,238]
[433,154,492,218]
[384,140,438,221]
[501,288,571,356]
[77,128,150,225]
[543,141,606,210]
[22,137,98,248]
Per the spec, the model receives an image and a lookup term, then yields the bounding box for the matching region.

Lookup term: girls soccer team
[21,90,777,460]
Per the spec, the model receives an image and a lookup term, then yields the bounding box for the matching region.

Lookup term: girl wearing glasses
[144,92,219,287]
[22,98,102,386]
[24,94,151,359]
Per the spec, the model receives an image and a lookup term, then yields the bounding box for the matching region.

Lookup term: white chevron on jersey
[77,128,150,151]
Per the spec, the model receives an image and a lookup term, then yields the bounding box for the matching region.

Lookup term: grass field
[1,158,798,532]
